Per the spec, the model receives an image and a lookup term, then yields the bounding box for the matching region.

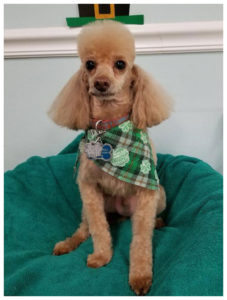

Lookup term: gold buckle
[94,4,115,19]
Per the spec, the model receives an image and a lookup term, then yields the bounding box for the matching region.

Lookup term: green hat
[66,4,144,27]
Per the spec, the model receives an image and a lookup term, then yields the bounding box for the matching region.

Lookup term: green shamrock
[111,147,130,167]
[140,132,149,144]
[119,120,133,133]
[140,159,151,174]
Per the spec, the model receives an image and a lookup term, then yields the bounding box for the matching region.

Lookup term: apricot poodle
[49,20,172,295]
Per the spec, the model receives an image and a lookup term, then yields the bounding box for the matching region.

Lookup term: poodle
[49,20,172,295]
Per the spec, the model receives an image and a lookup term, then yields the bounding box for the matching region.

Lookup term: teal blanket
[4,135,223,296]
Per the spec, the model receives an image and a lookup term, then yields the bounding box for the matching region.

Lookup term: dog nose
[94,78,110,92]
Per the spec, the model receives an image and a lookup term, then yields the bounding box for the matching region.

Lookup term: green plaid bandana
[79,120,159,190]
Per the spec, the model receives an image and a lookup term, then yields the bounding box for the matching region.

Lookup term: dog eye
[115,60,126,70]
[86,60,96,71]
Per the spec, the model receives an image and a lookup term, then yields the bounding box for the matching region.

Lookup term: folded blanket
[4,134,223,296]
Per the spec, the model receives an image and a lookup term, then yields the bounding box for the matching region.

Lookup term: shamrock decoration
[140,132,149,144]
[140,159,151,174]
[111,147,130,167]
[119,120,133,133]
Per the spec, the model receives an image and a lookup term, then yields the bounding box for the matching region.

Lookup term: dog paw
[53,240,72,255]
[87,252,112,268]
[129,273,152,296]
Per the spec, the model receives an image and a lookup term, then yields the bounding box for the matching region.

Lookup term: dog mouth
[90,91,115,99]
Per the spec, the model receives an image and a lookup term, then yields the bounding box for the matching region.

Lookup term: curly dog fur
[49,20,172,295]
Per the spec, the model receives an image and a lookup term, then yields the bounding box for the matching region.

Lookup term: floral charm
[87,130,98,142]
[140,132,149,144]
[119,120,133,133]
[111,147,130,167]
[140,159,151,174]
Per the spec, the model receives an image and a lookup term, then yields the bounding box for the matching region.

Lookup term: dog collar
[90,114,129,130]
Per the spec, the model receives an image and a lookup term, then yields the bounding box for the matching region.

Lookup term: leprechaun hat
[66,4,144,27]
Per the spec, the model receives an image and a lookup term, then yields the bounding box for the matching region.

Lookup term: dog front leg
[79,180,112,268]
[129,189,158,295]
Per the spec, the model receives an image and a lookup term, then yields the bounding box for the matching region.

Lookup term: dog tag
[85,141,112,161]
[85,141,103,160]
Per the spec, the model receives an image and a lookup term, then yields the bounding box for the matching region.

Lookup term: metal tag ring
[95,120,102,130]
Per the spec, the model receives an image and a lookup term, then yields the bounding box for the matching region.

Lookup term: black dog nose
[94,79,110,92]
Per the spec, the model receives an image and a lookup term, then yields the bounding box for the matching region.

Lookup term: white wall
[4,4,223,174]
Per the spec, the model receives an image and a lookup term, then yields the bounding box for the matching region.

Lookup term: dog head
[48,20,172,130]
[77,20,135,101]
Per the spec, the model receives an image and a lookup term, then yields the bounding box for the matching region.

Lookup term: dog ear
[48,68,90,130]
[131,65,172,129]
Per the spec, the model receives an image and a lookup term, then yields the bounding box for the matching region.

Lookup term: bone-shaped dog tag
[85,142,112,161]
[85,141,103,160]
[101,143,112,161]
